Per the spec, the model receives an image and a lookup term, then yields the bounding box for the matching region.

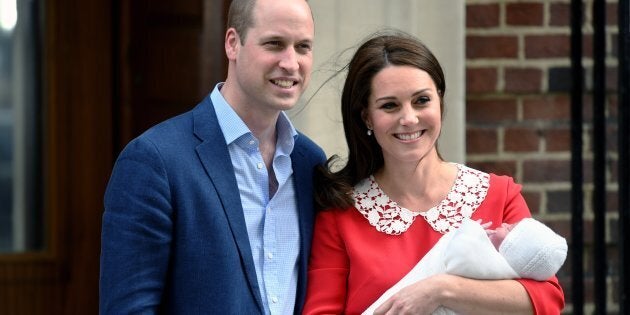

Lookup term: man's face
[228,0,314,114]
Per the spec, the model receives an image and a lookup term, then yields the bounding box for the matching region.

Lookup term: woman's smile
[394,130,425,141]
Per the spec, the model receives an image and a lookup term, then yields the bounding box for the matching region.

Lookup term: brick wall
[465,0,620,313]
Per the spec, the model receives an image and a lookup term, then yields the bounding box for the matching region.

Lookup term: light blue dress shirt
[211,84,300,315]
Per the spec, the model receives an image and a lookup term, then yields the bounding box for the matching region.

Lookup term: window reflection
[0,0,42,253]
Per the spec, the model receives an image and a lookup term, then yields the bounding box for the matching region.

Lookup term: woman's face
[363,65,442,166]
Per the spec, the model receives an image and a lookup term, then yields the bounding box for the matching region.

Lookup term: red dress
[303,165,564,315]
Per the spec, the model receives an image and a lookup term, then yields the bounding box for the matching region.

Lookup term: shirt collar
[210,83,298,154]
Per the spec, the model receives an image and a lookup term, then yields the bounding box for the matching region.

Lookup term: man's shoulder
[138,98,214,143]
[120,99,216,155]
[293,132,326,162]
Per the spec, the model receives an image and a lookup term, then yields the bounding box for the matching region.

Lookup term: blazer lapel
[193,96,264,313]
[290,141,316,313]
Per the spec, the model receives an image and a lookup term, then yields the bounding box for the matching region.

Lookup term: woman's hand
[374,273,534,315]
[373,274,447,315]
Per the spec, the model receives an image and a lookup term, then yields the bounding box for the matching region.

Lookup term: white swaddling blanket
[362,219,518,315]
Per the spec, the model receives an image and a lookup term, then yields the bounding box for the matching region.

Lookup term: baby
[363,218,568,315]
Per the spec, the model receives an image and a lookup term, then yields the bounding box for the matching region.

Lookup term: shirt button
[267,252,273,259]
[257,162,264,169]
[271,296,278,303]
[249,140,255,145]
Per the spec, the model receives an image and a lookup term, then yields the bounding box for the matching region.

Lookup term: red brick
[612,256,622,289]
[583,34,593,58]
[548,67,572,92]
[467,35,518,59]
[609,94,618,119]
[550,3,570,26]
[583,94,594,121]
[466,98,518,123]
[607,126,618,151]
[607,191,619,212]
[547,190,571,213]
[581,220,594,244]
[613,272,621,303]
[607,3,618,25]
[545,128,571,152]
[522,95,571,120]
[466,67,498,93]
[466,128,498,154]
[582,160,593,184]
[525,35,570,58]
[521,190,541,214]
[506,3,544,26]
[523,159,571,182]
[584,276,596,303]
[607,66,618,91]
[505,127,540,152]
[467,4,500,28]
[558,270,572,295]
[611,218,620,244]
[543,219,571,240]
[465,161,517,178]
[504,67,543,93]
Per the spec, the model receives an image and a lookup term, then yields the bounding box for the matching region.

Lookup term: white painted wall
[289,0,466,163]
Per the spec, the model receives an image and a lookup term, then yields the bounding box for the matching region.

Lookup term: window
[0,0,43,253]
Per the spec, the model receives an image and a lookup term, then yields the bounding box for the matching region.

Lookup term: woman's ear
[361,109,371,129]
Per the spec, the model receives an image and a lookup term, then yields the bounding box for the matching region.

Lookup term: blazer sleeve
[100,137,173,314]
[303,210,350,315]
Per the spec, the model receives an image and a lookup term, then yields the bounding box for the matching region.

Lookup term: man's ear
[225,28,240,61]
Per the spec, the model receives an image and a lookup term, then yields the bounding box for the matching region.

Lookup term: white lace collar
[352,164,490,235]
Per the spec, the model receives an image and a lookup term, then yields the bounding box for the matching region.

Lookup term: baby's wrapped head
[498,218,568,281]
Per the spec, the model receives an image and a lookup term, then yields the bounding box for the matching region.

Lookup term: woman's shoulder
[487,171,521,194]
[315,205,370,236]
[317,205,360,219]
[455,163,519,190]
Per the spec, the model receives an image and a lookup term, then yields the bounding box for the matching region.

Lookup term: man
[99,0,325,313]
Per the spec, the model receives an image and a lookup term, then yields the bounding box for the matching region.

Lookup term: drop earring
[367,129,372,136]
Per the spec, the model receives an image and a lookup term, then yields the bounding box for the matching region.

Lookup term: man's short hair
[226,0,257,43]
[226,0,311,44]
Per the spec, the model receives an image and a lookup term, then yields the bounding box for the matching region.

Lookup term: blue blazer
[100,95,326,314]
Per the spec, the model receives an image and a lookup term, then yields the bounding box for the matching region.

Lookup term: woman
[303,31,564,315]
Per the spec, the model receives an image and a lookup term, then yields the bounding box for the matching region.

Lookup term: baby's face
[487,222,516,250]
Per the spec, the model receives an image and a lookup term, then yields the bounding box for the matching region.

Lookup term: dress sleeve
[303,210,350,315]
[498,175,566,314]
[500,175,533,224]
[518,277,565,314]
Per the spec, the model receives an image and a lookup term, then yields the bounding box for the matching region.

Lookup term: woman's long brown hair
[314,30,446,211]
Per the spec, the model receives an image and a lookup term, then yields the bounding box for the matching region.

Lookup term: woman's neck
[374,154,457,212]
